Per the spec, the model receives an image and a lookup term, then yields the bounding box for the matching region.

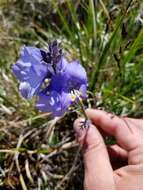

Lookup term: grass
[0,0,143,189]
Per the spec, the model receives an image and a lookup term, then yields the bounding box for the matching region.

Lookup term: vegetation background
[0,0,143,189]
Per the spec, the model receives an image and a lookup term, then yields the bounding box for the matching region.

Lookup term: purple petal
[36,91,72,117]
[60,92,72,113]
[64,60,88,96]
[66,60,87,84]
[12,46,49,99]
[45,60,87,98]
[19,82,41,99]
[45,56,68,75]
[79,84,87,98]
[56,56,68,73]
[49,73,67,93]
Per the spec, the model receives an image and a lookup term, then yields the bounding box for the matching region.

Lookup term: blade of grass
[52,1,74,40]
[104,89,135,104]
[99,0,110,20]
[66,0,86,65]
[123,29,143,64]
[90,0,134,91]
[89,0,97,50]
[90,15,124,91]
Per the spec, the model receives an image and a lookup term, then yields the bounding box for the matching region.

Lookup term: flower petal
[56,56,68,73]
[64,60,88,96]
[66,60,87,84]
[12,46,49,98]
[79,84,87,98]
[36,91,72,117]
[46,60,88,98]
[19,81,41,99]
[49,73,67,93]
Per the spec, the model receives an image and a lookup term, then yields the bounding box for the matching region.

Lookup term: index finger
[86,109,138,151]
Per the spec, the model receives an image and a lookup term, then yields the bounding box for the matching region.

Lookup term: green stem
[76,98,88,121]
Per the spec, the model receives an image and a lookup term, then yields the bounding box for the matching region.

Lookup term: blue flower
[36,60,87,117]
[12,40,88,117]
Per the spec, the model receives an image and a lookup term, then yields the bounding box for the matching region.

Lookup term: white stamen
[70,89,82,101]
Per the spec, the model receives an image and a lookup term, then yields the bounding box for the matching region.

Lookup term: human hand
[74,109,143,190]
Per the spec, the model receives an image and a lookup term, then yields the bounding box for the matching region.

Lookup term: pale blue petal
[19,81,41,99]
[65,60,87,84]
[12,46,49,98]
[36,91,72,117]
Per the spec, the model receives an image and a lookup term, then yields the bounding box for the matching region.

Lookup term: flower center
[41,40,62,73]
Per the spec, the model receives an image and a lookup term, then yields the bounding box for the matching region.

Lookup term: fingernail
[74,118,88,138]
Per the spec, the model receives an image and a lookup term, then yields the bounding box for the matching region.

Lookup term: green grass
[0,0,143,189]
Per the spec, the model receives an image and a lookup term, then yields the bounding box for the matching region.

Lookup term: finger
[128,118,143,127]
[108,145,128,170]
[74,118,115,189]
[108,145,128,161]
[86,109,141,151]
[125,118,143,133]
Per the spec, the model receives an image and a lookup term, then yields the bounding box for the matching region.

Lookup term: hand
[74,109,143,190]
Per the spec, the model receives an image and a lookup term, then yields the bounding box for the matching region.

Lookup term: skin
[74,109,143,190]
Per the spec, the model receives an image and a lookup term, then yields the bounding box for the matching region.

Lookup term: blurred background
[0,0,143,189]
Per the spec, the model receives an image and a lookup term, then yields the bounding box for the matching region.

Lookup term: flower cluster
[12,40,88,117]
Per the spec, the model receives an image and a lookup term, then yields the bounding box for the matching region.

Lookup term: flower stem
[76,98,90,128]
[77,98,88,120]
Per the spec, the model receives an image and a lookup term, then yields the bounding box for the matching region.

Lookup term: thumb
[74,118,115,190]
